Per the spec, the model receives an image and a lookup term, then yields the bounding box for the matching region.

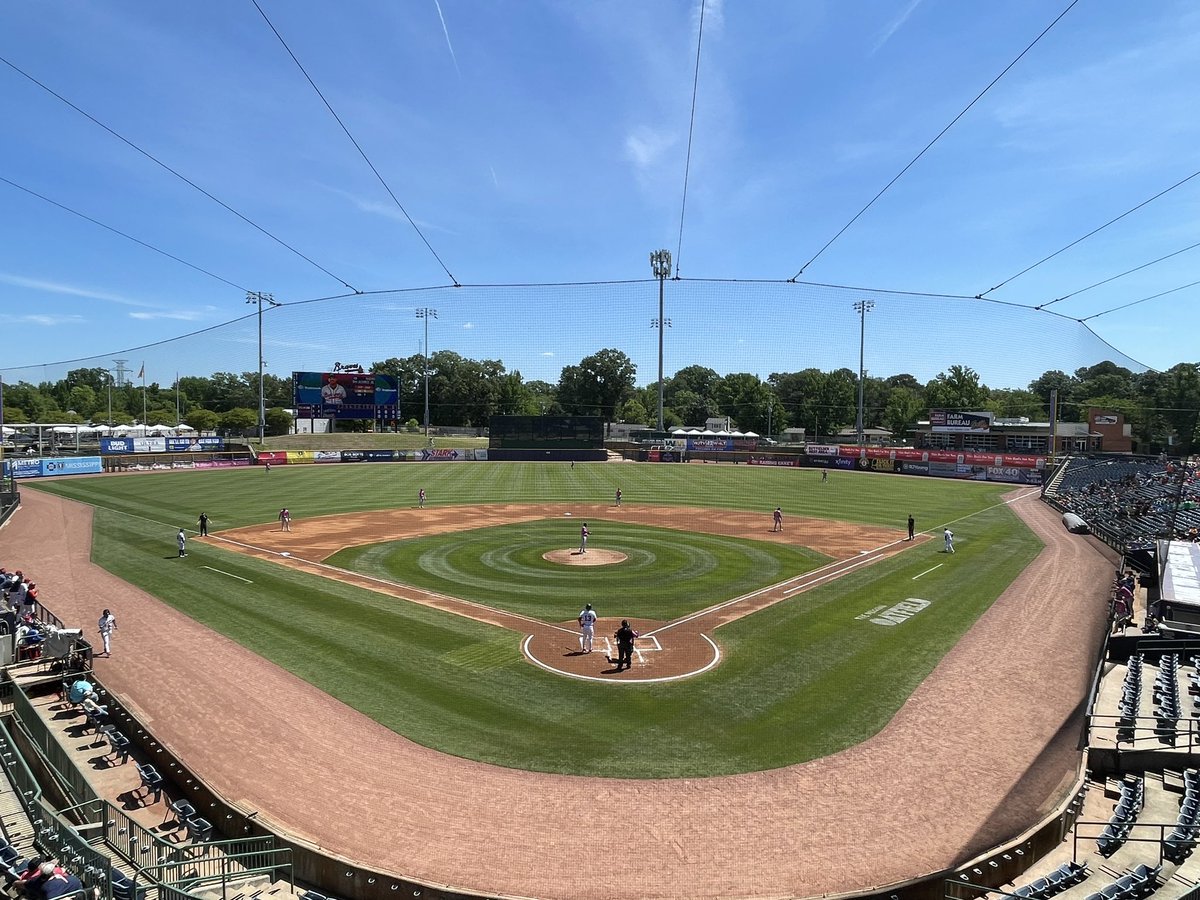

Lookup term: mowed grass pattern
[32,463,1040,776]
[328,519,830,621]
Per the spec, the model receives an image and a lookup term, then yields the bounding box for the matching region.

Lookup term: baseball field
[30,461,1040,778]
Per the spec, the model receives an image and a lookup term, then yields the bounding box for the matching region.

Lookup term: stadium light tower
[650,249,672,432]
[853,299,875,446]
[416,308,438,436]
[246,292,280,444]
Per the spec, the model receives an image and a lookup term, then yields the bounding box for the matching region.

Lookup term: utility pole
[650,249,672,433]
[246,292,280,444]
[416,308,438,437]
[853,299,875,446]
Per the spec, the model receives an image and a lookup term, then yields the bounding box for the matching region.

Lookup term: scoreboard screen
[293,371,399,421]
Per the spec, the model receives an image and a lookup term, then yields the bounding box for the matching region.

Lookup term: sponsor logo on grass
[856,598,931,626]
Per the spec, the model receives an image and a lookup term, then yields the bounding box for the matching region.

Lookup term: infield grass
[327,519,830,621]
[30,463,1040,776]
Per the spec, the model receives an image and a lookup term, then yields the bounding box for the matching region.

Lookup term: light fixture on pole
[415,308,438,437]
[853,299,875,446]
[246,292,280,444]
[649,249,672,432]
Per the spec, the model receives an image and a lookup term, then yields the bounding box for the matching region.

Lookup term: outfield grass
[30,464,1040,777]
[328,519,830,621]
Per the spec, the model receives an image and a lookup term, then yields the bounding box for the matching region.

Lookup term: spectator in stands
[80,691,108,719]
[10,859,42,894]
[38,863,82,900]
[17,862,62,899]
[21,582,38,618]
[10,578,28,616]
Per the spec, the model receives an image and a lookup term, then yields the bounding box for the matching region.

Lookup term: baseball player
[944,528,955,553]
[579,522,589,554]
[578,603,597,653]
[772,507,783,532]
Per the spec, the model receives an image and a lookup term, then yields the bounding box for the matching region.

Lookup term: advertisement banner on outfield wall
[10,456,103,478]
[985,466,1045,484]
[314,451,342,463]
[340,450,366,462]
[285,451,315,464]
[748,457,802,467]
[420,448,468,461]
[854,456,897,472]
[473,449,488,461]
[193,459,250,468]
[805,445,841,456]
[257,451,289,465]
[364,450,397,462]
[687,438,734,451]
[101,437,225,454]
[930,410,993,433]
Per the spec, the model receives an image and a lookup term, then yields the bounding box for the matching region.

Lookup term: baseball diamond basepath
[2,489,1111,900]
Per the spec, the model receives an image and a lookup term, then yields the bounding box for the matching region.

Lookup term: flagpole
[141,363,147,427]
[175,372,180,426]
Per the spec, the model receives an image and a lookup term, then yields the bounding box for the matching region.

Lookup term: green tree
[714,373,775,433]
[186,408,219,433]
[925,365,989,411]
[882,386,924,439]
[617,398,650,425]
[265,407,294,436]
[669,389,718,426]
[219,408,258,434]
[986,388,1045,420]
[557,349,637,421]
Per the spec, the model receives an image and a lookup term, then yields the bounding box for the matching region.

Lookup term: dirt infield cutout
[212,503,919,682]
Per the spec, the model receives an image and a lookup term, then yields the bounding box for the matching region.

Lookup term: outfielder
[578,603,597,653]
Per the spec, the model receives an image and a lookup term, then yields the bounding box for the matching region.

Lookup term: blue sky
[2,1,1198,390]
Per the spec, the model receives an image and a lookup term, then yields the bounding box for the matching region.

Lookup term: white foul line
[912,563,944,580]
[200,565,252,583]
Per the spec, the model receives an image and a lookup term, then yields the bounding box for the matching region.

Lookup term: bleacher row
[1164,769,1200,864]
[990,771,1200,899]
[1051,456,1200,552]
[1096,776,1144,856]
[1112,652,1200,747]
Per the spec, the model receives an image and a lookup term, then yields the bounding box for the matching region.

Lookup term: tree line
[2,353,1197,451]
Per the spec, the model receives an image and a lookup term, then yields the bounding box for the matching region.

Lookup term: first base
[281,551,291,557]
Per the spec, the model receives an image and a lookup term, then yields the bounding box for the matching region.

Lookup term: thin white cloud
[541,351,555,357]
[128,310,205,322]
[0,313,85,326]
[432,0,462,79]
[872,0,924,54]
[462,322,475,329]
[0,273,154,308]
[319,185,457,234]
[695,0,725,33]
[624,127,677,171]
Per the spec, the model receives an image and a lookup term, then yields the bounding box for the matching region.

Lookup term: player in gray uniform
[578,603,597,653]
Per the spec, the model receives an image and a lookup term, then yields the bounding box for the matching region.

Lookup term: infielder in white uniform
[944,528,955,553]
[578,603,597,653]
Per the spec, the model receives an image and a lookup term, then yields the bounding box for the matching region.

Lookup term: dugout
[488,415,606,461]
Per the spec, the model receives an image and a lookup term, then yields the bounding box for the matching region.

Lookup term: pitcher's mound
[543,549,628,566]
